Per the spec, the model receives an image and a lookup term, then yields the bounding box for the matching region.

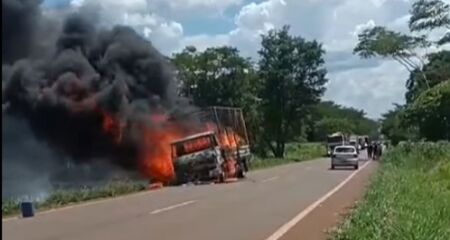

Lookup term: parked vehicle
[331,145,359,170]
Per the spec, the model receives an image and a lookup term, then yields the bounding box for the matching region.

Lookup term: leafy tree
[354,0,450,91]
[172,46,257,108]
[307,101,378,141]
[314,118,355,140]
[380,104,420,145]
[409,0,450,45]
[353,26,430,87]
[258,25,327,157]
[406,50,450,102]
[404,80,450,141]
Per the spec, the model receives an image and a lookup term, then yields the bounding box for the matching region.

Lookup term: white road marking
[261,176,280,183]
[149,200,197,215]
[264,160,372,240]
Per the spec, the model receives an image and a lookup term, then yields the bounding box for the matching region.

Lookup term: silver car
[331,145,359,170]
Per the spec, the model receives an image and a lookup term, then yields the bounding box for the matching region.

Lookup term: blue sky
[39,0,450,118]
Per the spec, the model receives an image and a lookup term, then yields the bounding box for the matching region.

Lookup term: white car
[331,145,359,170]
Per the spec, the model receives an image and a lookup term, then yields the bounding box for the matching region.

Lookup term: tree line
[353,0,450,144]
[170,26,377,158]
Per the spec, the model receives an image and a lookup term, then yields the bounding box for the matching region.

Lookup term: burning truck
[2,0,253,197]
[170,107,251,185]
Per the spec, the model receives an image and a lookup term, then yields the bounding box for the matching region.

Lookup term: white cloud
[67,0,445,118]
[145,0,244,20]
[150,0,243,11]
[324,60,408,119]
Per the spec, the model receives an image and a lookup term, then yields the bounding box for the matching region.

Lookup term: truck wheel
[331,164,335,170]
[236,167,245,179]
[218,172,225,183]
[354,165,359,170]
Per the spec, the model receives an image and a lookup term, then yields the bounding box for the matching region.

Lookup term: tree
[354,0,450,90]
[314,118,355,140]
[406,50,450,102]
[258,25,327,157]
[307,101,378,141]
[409,0,450,45]
[380,104,420,145]
[353,26,430,87]
[172,46,257,108]
[404,80,450,141]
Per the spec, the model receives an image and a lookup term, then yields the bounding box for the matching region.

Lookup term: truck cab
[170,107,251,185]
[171,131,224,184]
[326,132,346,156]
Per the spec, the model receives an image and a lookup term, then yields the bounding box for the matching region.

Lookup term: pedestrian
[378,143,383,158]
[367,142,373,160]
[372,143,378,160]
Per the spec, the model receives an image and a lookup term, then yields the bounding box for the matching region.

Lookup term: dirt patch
[279,160,378,240]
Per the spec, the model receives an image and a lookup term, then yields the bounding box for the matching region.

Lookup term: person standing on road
[367,142,373,160]
[372,142,378,160]
[378,143,383,158]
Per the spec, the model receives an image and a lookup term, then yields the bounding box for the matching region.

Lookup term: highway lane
[3,153,371,240]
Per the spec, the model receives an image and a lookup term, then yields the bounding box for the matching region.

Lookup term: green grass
[2,180,147,217]
[249,142,324,170]
[2,142,323,217]
[331,142,450,240]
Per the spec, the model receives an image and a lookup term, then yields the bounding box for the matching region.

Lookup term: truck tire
[218,172,225,183]
[331,164,335,170]
[236,167,245,179]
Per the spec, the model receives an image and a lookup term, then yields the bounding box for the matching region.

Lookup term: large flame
[139,122,183,183]
[97,110,245,184]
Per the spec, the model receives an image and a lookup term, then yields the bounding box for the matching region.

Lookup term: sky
[41,0,450,119]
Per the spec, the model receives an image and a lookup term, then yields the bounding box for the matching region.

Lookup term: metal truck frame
[170,106,251,184]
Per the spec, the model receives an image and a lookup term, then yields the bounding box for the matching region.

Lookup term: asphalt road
[3,152,370,240]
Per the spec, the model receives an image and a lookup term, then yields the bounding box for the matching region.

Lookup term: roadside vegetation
[250,142,323,170]
[332,142,450,240]
[2,180,147,217]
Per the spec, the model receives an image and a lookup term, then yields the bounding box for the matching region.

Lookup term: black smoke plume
[2,0,191,199]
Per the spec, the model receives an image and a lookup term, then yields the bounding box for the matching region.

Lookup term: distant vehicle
[348,135,360,153]
[326,132,346,156]
[331,145,359,170]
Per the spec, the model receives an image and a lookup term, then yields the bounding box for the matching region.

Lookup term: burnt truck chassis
[170,107,252,185]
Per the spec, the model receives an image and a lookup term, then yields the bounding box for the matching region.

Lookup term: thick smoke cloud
[2,0,192,199]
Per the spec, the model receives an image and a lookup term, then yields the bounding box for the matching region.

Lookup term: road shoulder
[279,160,378,240]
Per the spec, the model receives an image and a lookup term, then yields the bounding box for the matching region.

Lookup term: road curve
[3,154,371,240]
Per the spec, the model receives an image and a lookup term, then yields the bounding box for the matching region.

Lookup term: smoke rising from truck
[2,0,201,198]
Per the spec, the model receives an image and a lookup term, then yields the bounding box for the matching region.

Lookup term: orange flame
[139,123,183,183]
[99,110,123,143]
[97,110,246,184]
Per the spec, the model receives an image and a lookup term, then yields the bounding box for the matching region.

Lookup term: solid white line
[264,160,372,240]
[261,176,280,183]
[149,200,197,215]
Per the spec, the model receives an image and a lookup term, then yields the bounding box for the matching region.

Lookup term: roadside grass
[249,142,324,170]
[2,142,323,217]
[331,142,450,240]
[2,180,147,217]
